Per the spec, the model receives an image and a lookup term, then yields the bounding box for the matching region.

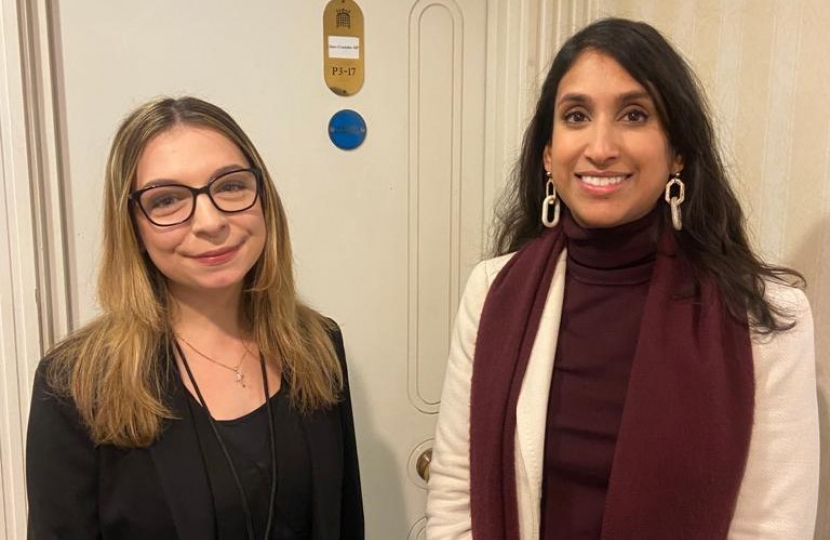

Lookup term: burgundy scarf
[469,224,754,540]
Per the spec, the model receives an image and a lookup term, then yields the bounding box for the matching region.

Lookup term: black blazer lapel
[302,405,344,540]
[149,376,216,540]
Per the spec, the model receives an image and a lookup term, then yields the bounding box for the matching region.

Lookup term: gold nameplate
[323,0,365,96]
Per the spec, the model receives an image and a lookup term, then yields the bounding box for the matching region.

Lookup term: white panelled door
[52,1,487,537]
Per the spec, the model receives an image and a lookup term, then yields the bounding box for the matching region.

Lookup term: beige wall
[591,1,830,537]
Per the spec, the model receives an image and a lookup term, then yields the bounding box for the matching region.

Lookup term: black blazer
[26,326,363,540]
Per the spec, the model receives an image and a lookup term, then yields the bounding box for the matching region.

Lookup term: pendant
[235,369,246,388]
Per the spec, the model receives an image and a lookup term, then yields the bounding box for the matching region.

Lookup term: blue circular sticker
[328,109,367,150]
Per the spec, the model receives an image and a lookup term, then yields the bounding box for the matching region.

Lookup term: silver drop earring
[664,172,685,231]
[541,171,560,228]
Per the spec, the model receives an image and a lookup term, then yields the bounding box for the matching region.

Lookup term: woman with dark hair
[26,96,363,539]
[426,18,818,540]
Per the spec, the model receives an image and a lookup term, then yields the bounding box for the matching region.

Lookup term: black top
[541,208,658,539]
[187,383,312,540]
[26,323,363,540]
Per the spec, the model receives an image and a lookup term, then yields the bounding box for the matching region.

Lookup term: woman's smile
[188,242,243,265]
[576,172,631,194]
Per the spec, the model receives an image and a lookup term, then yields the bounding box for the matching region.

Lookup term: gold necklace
[178,335,249,388]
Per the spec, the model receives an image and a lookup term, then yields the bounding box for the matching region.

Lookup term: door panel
[54,1,486,535]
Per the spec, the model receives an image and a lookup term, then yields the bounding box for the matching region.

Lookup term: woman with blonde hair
[27,96,363,539]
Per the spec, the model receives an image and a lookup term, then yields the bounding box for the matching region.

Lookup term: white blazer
[425,252,819,540]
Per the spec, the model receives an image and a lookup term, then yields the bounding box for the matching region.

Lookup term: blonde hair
[47,96,342,447]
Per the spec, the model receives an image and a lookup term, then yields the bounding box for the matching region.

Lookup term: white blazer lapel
[514,250,567,539]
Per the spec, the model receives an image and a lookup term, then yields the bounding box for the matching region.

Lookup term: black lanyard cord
[262,350,278,539]
[174,339,278,540]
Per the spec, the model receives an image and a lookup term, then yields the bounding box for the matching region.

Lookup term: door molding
[1,0,40,535]
[17,0,73,348]
[0,0,73,535]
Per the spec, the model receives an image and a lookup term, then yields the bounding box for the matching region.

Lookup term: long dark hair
[493,18,803,333]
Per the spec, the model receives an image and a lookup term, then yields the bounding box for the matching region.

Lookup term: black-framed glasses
[129,168,262,227]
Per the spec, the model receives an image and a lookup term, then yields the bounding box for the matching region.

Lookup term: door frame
[1,0,42,536]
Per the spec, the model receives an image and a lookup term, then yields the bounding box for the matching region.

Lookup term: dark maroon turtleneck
[540,208,659,540]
